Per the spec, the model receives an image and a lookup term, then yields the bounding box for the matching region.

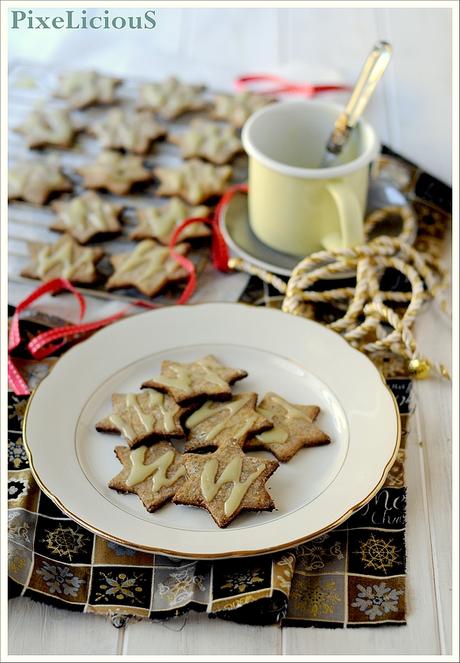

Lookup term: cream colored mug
[242,99,379,256]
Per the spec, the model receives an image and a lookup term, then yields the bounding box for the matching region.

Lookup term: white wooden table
[8,258,452,656]
[7,59,452,657]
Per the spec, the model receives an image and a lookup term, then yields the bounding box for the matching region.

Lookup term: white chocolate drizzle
[126,446,185,492]
[109,390,177,439]
[116,242,170,283]
[200,456,264,517]
[185,395,252,441]
[158,357,227,393]
[255,396,312,445]
[36,239,93,279]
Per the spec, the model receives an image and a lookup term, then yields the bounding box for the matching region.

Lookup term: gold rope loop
[229,205,448,379]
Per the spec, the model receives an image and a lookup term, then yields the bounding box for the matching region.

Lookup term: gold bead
[227,257,239,270]
[408,357,431,379]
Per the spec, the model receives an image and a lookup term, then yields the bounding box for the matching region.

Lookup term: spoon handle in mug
[323,41,393,162]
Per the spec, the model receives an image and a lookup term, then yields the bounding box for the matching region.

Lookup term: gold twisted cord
[229,205,449,380]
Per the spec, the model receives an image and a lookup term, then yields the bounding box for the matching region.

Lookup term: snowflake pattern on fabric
[8,437,29,470]
[37,561,86,597]
[8,478,29,501]
[352,582,403,620]
[158,568,207,608]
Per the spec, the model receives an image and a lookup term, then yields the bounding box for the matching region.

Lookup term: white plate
[24,303,400,559]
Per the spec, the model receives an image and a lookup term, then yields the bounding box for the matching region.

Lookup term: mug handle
[320,180,364,251]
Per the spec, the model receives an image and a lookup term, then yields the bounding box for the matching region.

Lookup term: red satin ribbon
[8,278,128,395]
[235,73,350,97]
[168,183,248,304]
[8,186,245,395]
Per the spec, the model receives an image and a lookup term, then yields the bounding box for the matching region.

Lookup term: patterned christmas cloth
[7,377,408,627]
[8,149,450,627]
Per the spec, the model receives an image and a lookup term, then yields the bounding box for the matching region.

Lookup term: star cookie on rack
[54,70,121,109]
[169,120,243,165]
[15,108,77,149]
[155,159,232,205]
[51,191,123,244]
[173,440,279,527]
[8,160,72,205]
[77,151,152,195]
[245,392,330,462]
[210,91,273,128]
[142,355,248,405]
[21,234,103,284]
[137,76,206,119]
[106,239,190,297]
[88,109,167,154]
[96,388,187,447]
[130,197,211,244]
[184,393,272,452]
[109,442,186,512]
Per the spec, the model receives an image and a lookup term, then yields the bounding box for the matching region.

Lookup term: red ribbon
[168,183,248,304]
[235,73,350,97]
[8,278,128,395]
[8,186,245,395]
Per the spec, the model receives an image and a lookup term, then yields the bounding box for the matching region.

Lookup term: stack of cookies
[10,71,274,300]
[96,354,330,527]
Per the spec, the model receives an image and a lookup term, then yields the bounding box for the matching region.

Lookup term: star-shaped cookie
[169,120,243,165]
[96,388,187,448]
[55,70,121,109]
[15,108,77,149]
[130,198,211,244]
[173,441,279,527]
[210,92,274,128]
[184,393,272,452]
[245,392,331,462]
[9,160,72,205]
[142,355,248,405]
[106,239,190,297]
[89,109,167,154]
[155,159,232,205]
[21,234,103,284]
[77,151,152,195]
[51,192,123,244]
[109,442,186,512]
[137,76,206,119]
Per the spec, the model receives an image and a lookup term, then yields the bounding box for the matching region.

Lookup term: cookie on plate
[77,151,152,195]
[210,91,274,128]
[245,392,331,462]
[96,388,187,447]
[9,160,72,205]
[55,70,121,109]
[106,239,189,297]
[51,191,123,244]
[142,355,248,405]
[137,76,206,119]
[184,393,272,452]
[88,108,167,154]
[169,120,243,165]
[21,234,103,284]
[173,440,279,527]
[109,442,186,512]
[130,198,211,244]
[15,108,77,149]
[155,159,232,205]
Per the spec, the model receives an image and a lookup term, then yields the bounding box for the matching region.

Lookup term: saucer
[220,183,410,278]
[220,191,300,277]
